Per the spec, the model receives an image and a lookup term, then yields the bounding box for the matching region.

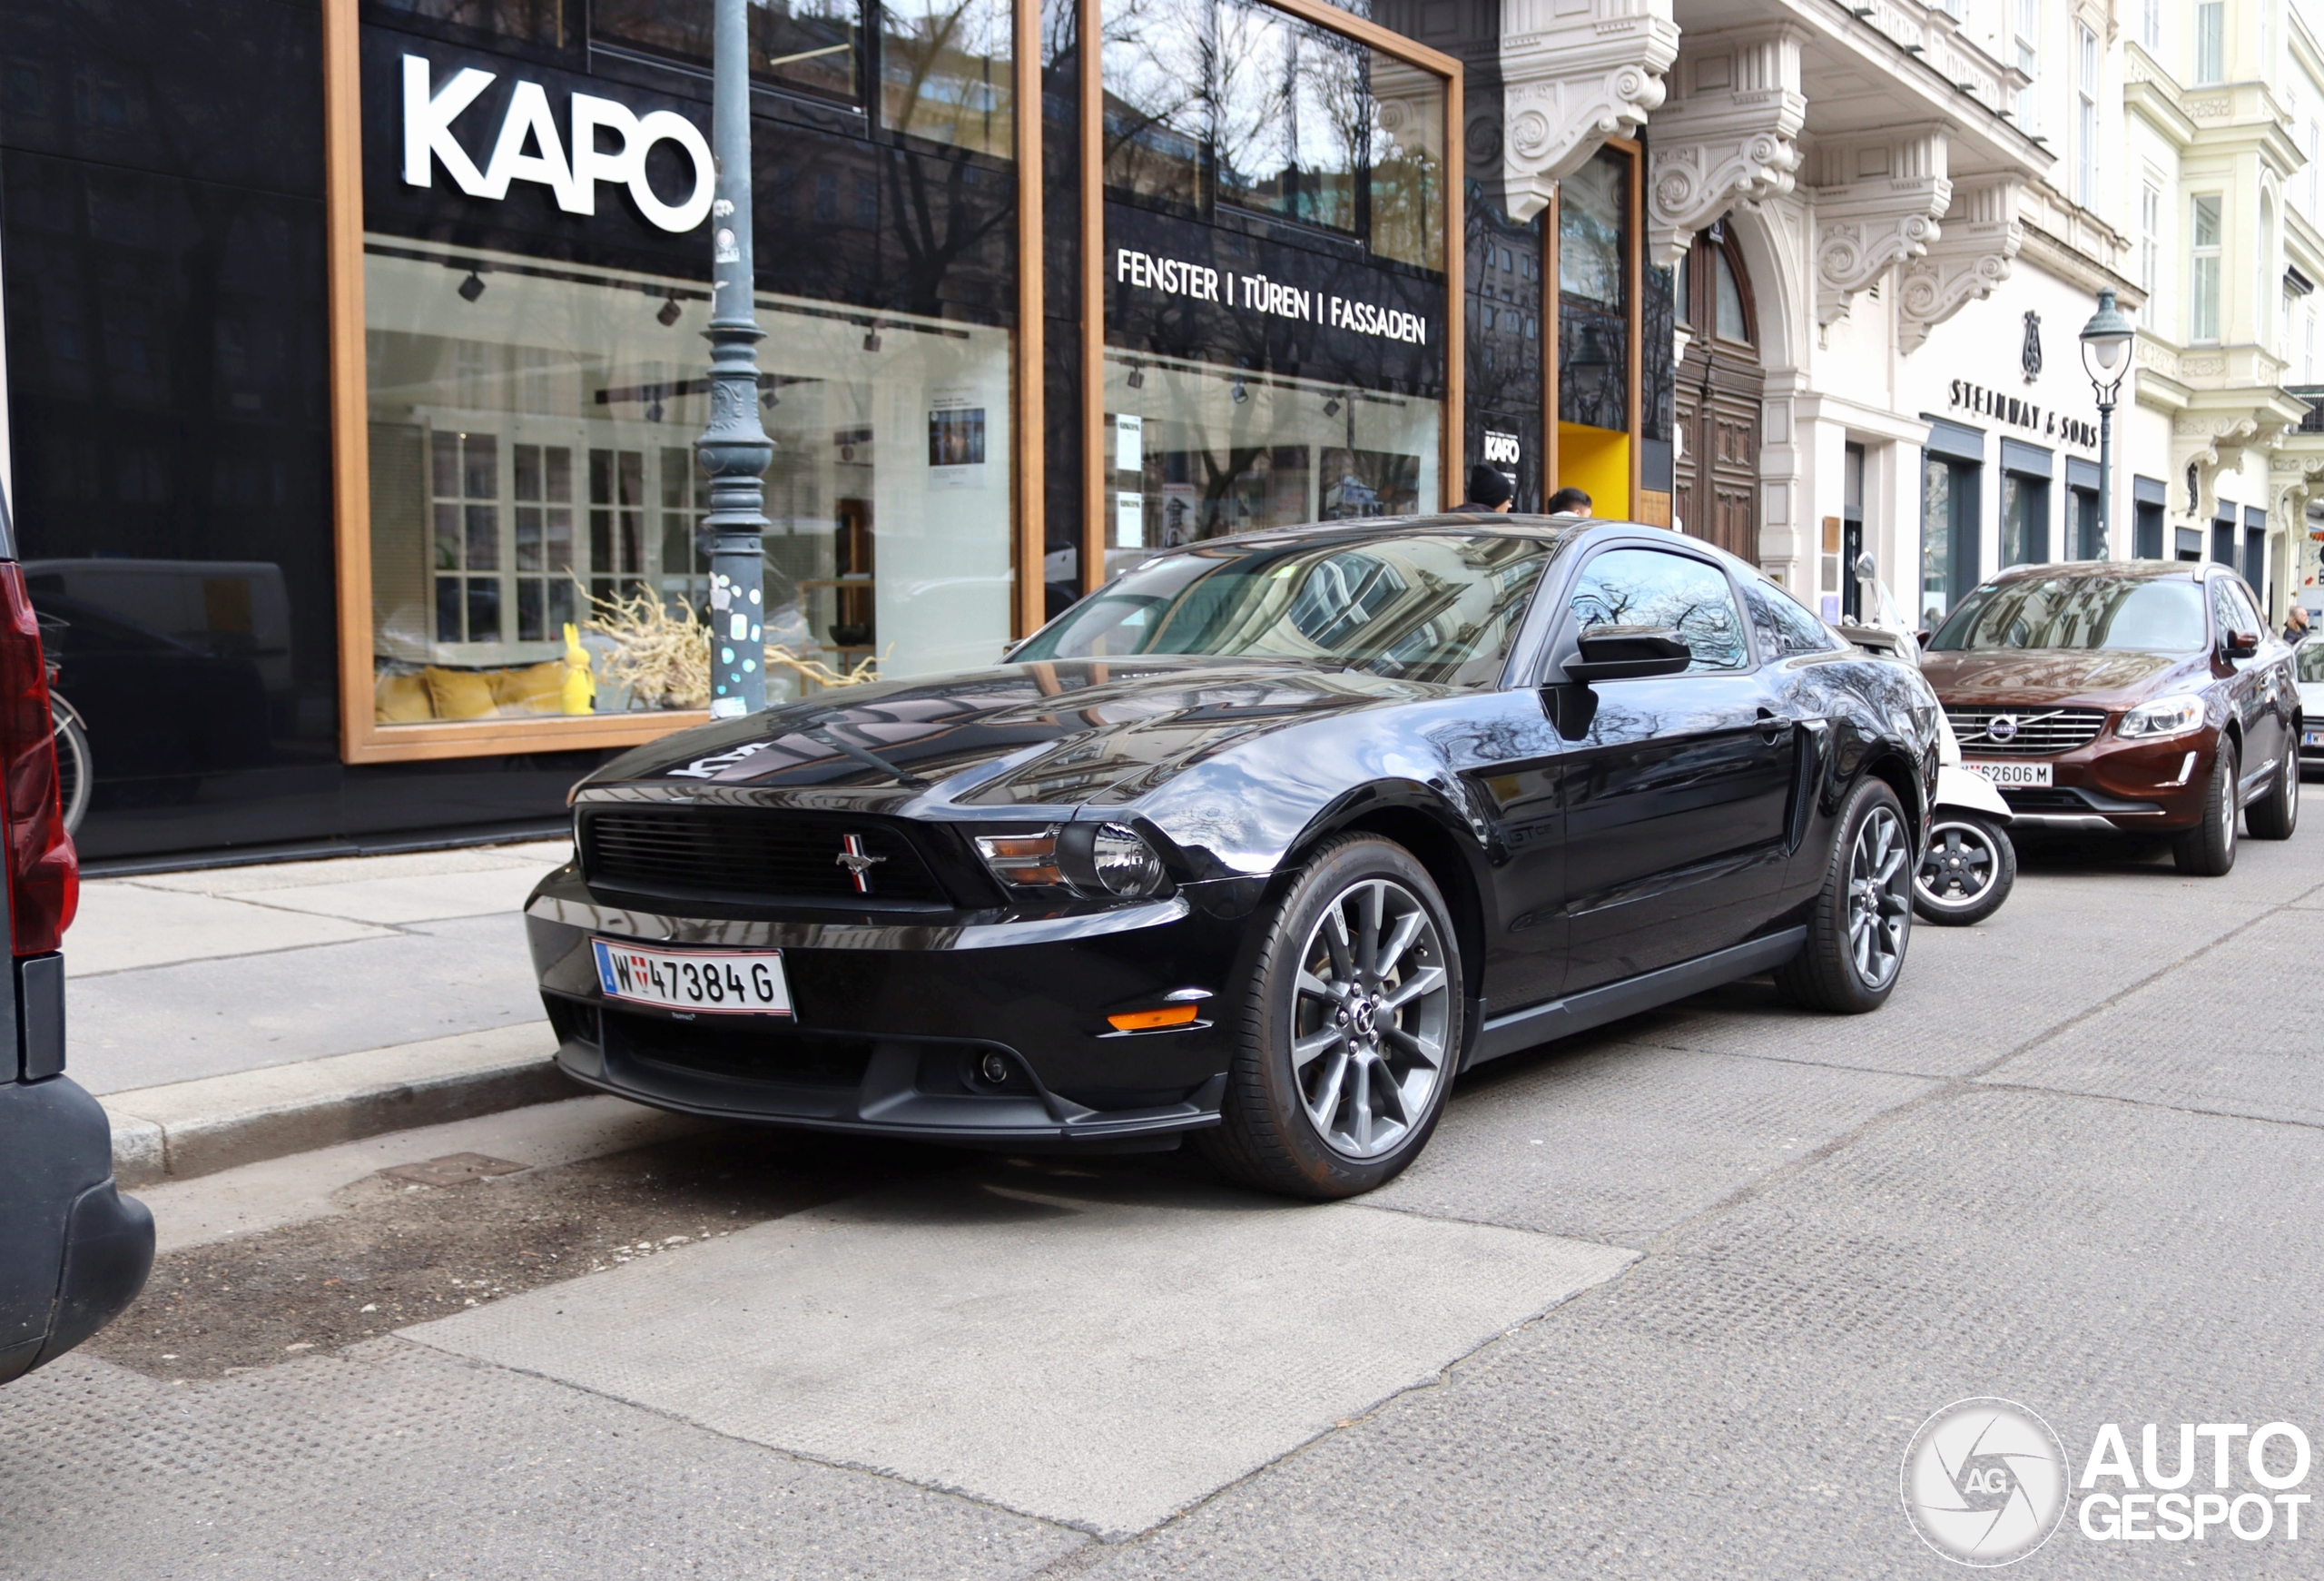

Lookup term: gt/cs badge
[835,833,886,893]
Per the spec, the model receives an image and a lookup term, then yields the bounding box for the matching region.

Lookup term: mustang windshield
[1014,532,1561,686]
[1928,575,2207,654]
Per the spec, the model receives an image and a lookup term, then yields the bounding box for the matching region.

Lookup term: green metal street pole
[700,0,772,716]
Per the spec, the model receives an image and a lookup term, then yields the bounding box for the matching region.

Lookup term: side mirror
[2225,629,2260,659]
[1915,630,1934,648]
[1564,625,1692,683]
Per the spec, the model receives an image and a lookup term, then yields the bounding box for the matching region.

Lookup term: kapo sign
[400,54,714,233]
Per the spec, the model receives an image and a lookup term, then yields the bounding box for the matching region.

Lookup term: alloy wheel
[1290,877,1453,1160]
[1846,805,1912,988]
[1915,820,1997,910]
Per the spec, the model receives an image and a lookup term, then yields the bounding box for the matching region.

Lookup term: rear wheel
[1913,813,2015,925]
[2246,736,2299,840]
[2171,740,2240,875]
[1775,776,1913,1013]
[1198,835,1462,1201]
[51,695,90,837]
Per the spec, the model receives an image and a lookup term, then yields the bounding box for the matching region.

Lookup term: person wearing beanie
[1456,463,1514,513]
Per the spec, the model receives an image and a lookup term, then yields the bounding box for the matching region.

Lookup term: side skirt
[1464,926,1810,1069]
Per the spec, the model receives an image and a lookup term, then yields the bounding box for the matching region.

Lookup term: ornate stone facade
[1496,0,1679,223]
[1643,28,1806,266]
[1807,128,1951,328]
[1896,178,2025,353]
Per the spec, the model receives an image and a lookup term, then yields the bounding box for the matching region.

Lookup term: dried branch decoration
[578,579,881,709]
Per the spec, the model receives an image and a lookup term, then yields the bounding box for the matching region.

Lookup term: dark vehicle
[0,488,153,1385]
[527,517,1937,1198]
[1921,561,2299,877]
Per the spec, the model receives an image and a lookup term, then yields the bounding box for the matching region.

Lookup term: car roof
[1982,559,2217,585]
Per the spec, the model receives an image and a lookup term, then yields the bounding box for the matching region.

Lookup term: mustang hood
[1919,647,2209,707]
[588,657,1443,810]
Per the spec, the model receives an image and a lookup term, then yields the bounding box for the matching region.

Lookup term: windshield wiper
[803,726,928,788]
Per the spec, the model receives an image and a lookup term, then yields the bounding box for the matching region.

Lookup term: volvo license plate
[1965,760,2053,787]
[592,940,793,1016]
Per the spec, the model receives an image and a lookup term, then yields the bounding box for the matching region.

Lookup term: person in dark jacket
[1454,464,1514,513]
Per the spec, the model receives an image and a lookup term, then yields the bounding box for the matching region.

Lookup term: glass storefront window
[1102,354,1440,572]
[594,0,863,104]
[882,0,1014,158]
[1558,143,1631,516]
[1101,0,1444,272]
[587,0,1013,154]
[363,241,1012,725]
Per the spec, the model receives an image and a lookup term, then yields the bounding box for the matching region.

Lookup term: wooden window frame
[1075,0,1465,594]
[321,0,1049,764]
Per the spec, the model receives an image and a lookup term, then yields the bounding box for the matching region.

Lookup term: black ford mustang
[528,516,1938,1198]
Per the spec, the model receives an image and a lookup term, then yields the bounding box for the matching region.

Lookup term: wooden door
[1672,222,1765,563]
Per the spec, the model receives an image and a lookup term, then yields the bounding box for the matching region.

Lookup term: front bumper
[1974,729,2216,833]
[526,866,1264,1147]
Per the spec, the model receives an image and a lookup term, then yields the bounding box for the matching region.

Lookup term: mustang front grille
[579,806,949,905]
[1945,706,2107,756]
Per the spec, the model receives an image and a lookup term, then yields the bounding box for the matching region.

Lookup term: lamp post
[699,0,772,716]
[2077,288,2134,560]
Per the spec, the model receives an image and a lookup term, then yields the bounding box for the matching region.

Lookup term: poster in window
[928,390,988,490]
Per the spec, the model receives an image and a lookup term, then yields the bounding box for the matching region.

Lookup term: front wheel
[2171,739,2240,875]
[1913,813,2015,925]
[1197,835,1462,1201]
[1775,776,1914,1013]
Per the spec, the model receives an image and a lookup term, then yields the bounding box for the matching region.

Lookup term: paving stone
[0,1346,1080,1581]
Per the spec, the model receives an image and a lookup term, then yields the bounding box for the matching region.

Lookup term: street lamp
[698,0,773,716]
[2078,287,2134,560]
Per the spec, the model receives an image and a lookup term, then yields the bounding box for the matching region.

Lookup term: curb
[101,1022,578,1188]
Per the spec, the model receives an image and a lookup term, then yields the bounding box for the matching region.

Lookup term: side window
[1743,577,1845,657]
[1568,548,1749,672]
[2226,578,2264,638]
[2210,578,2245,642]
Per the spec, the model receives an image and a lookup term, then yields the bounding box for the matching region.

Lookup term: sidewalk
[69,840,581,1184]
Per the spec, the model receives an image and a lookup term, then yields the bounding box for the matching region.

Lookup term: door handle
[1756,707,1793,744]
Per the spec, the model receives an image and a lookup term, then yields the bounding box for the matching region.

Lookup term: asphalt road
[8,820,2324,1576]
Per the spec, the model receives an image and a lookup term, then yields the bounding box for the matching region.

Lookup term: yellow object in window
[561,623,596,715]
[491,660,566,715]
[423,667,499,721]
[375,671,434,723]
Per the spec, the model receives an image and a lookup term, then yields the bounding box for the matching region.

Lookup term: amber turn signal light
[1106,1004,1200,1033]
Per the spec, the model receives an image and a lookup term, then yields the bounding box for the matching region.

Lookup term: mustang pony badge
[835,834,886,893]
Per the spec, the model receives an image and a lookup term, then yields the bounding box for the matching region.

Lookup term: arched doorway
[1672,219,1765,562]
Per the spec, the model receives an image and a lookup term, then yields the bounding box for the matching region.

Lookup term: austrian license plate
[2304,729,2324,749]
[1965,760,2053,787]
[592,940,793,1016]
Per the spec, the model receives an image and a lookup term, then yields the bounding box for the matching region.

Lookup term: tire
[1197,835,1462,1200]
[1913,812,2015,925]
[2246,736,2299,840]
[2171,739,2240,875]
[51,695,91,837]
[1774,776,1914,1013]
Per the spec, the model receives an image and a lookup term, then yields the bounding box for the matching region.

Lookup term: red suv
[1920,561,2298,876]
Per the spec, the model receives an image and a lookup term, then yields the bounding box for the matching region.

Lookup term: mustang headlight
[974,827,1067,888]
[1086,823,1166,898]
[2117,694,2206,740]
[971,822,1168,899]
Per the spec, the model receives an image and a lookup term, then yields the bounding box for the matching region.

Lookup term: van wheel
[1776,777,1913,1013]
[1197,835,1462,1201]
[2171,741,2240,875]
[2246,739,2299,840]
